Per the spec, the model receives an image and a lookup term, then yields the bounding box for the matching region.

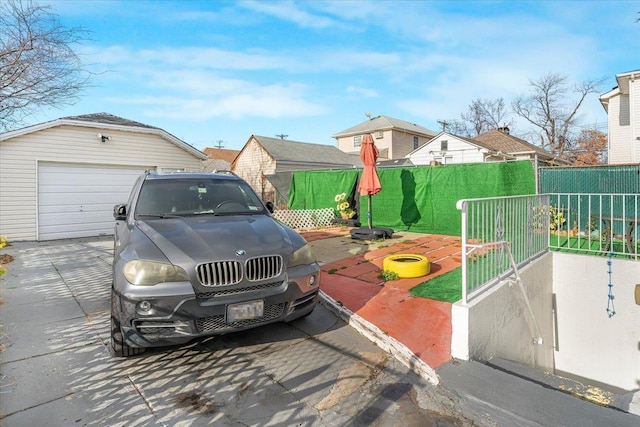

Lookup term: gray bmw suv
[111,171,320,357]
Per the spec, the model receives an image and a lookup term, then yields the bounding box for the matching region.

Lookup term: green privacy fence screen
[289,161,536,235]
[539,164,640,194]
[540,164,640,236]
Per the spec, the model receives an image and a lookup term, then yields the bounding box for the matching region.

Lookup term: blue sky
[28,0,640,150]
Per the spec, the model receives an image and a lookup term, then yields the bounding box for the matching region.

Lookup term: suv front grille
[197,261,242,286]
[246,255,283,281]
[196,303,286,332]
[197,255,282,287]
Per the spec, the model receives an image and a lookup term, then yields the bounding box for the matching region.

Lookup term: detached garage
[0,113,207,241]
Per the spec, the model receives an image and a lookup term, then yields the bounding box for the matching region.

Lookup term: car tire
[110,289,144,358]
[383,254,430,278]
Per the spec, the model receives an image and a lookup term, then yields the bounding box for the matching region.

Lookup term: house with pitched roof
[332,115,437,160]
[599,69,640,164]
[474,128,568,165]
[407,128,566,166]
[202,147,240,172]
[0,113,207,241]
[231,135,361,204]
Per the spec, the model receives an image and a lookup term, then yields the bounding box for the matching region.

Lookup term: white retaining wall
[452,251,640,391]
[552,252,640,391]
[452,252,555,372]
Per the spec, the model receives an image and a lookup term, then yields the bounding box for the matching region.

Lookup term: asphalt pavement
[0,237,482,426]
[1,236,638,426]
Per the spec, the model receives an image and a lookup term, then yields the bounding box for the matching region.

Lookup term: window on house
[354,135,362,147]
[413,136,419,150]
[441,140,448,152]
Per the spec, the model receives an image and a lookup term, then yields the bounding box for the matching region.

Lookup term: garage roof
[0,112,208,160]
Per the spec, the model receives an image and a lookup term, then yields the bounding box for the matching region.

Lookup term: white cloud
[238,0,338,29]
[346,86,378,98]
[110,82,325,121]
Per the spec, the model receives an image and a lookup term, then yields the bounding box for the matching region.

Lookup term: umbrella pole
[368,195,372,229]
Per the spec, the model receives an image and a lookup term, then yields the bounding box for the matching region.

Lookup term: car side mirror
[113,204,127,220]
[265,201,274,213]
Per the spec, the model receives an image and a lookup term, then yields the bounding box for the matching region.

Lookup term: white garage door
[38,163,148,240]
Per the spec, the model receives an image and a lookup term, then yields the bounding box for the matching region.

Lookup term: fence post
[456,199,468,304]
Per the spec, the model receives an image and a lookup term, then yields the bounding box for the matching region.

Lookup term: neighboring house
[599,69,640,164]
[231,135,361,203]
[202,147,240,172]
[407,128,566,166]
[376,158,414,168]
[0,113,207,241]
[474,128,568,166]
[333,115,437,160]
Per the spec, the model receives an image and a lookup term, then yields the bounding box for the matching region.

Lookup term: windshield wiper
[137,213,182,219]
[211,211,255,216]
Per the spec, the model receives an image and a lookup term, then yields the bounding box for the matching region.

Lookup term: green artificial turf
[550,234,638,258]
[409,267,462,303]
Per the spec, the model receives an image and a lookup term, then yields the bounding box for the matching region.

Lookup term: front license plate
[227,300,264,323]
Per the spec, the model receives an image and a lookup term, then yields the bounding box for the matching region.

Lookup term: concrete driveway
[0,237,476,426]
[2,237,639,427]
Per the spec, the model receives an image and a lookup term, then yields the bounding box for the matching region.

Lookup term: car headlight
[123,260,189,285]
[288,244,316,268]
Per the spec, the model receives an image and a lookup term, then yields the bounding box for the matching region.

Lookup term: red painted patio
[301,228,463,370]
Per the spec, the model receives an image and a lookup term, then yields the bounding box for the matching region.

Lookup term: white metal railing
[548,193,639,260]
[457,193,639,303]
[457,194,550,303]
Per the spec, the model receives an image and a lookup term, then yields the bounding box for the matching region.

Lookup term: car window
[135,178,266,217]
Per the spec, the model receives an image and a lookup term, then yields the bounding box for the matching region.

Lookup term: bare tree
[460,101,484,136]
[0,0,91,131]
[512,73,603,157]
[434,118,467,136]
[461,98,509,136]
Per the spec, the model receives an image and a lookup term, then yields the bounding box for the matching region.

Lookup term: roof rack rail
[213,169,238,176]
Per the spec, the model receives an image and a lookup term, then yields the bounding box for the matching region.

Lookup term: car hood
[135,214,295,266]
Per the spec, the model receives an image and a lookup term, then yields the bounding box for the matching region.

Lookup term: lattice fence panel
[273,208,335,229]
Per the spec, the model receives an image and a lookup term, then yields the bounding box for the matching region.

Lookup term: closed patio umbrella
[350,134,393,240]
[358,133,381,228]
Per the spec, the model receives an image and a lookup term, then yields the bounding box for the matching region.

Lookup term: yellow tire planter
[383,254,430,278]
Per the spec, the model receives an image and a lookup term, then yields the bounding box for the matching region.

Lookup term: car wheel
[110,289,144,357]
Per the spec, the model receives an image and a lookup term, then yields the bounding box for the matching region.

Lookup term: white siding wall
[606,75,640,165]
[607,93,633,164]
[0,125,203,241]
[232,139,276,200]
[631,78,640,163]
[409,136,485,165]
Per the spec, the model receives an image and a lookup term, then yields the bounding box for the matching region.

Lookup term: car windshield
[134,178,266,218]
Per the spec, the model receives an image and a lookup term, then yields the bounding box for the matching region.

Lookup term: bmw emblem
[235,249,246,256]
